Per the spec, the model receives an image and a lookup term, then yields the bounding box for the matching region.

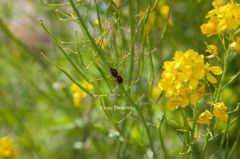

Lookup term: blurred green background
[0,0,239,158]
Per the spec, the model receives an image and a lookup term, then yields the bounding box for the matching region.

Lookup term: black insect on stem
[110,68,123,84]
[116,75,123,84]
[110,68,118,77]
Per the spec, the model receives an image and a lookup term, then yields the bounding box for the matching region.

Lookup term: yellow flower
[145,11,156,32]
[205,64,222,84]
[205,44,221,61]
[158,49,222,111]
[160,5,170,19]
[72,91,83,106]
[209,66,223,75]
[0,137,19,158]
[212,0,225,8]
[201,2,240,37]
[81,80,94,91]
[113,0,120,7]
[213,102,228,121]
[95,19,100,25]
[152,86,162,97]
[197,110,214,125]
[230,37,240,53]
[70,83,82,92]
[144,1,173,32]
[70,80,94,106]
[167,96,181,110]
[201,16,219,37]
[96,39,107,48]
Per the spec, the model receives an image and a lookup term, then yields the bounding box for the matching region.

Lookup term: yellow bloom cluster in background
[201,0,240,54]
[0,137,18,158]
[196,110,214,125]
[70,81,94,107]
[145,0,173,32]
[201,0,240,37]
[230,37,240,53]
[152,86,162,97]
[113,0,120,7]
[197,102,228,124]
[96,38,107,48]
[205,44,221,61]
[158,49,222,110]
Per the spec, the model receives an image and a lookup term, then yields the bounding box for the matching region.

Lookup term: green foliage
[0,0,239,159]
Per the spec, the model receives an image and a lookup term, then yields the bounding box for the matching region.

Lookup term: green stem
[191,103,198,143]
[221,117,231,158]
[41,52,94,97]
[69,0,109,67]
[74,29,86,68]
[128,0,135,86]
[182,109,192,147]
[119,85,157,159]
[147,34,154,96]
[228,126,240,158]
[201,129,211,159]
[214,47,231,102]
[158,116,168,159]
[40,20,90,81]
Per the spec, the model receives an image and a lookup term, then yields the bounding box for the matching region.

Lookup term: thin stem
[74,29,86,68]
[191,103,198,143]
[128,0,135,86]
[119,85,157,159]
[214,46,231,102]
[69,0,110,67]
[201,129,211,159]
[41,52,94,97]
[158,116,168,159]
[40,20,90,82]
[147,34,154,96]
[228,126,240,157]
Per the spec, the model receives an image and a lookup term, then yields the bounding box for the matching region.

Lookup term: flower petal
[206,72,217,83]
[209,66,222,75]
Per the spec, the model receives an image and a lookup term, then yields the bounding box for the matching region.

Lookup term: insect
[110,68,118,77]
[116,75,123,84]
[110,68,123,84]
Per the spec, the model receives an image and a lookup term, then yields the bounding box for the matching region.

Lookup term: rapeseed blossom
[158,49,222,110]
[230,37,240,53]
[113,0,120,7]
[197,110,214,125]
[205,44,221,61]
[0,137,18,158]
[201,1,240,37]
[144,0,173,32]
[70,80,94,106]
[152,86,162,97]
[213,102,229,121]
[96,38,107,48]
[205,64,223,84]
[197,102,228,125]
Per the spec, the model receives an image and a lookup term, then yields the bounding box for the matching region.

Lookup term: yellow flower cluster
[152,86,162,97]
[205,44,221,61]
[0,137,18,158]
[113,0,120,7]
[158,49,222,110]
[70,80,94,106]
[196,110,214,125]
[96,38,107,48]
[201,0,240,37]
[197,102,228,124]
[230,37,240,53]
[144,0,173,32]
